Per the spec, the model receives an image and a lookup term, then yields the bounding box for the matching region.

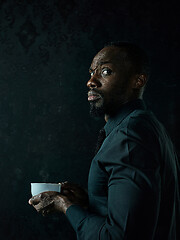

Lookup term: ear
[132,74,147,89]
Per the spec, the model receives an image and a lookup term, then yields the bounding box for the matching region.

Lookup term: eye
[90,72,94,77]
[101,68,112,77]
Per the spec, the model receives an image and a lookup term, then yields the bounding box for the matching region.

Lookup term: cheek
[103,83,130,104]
[103,82,124,96]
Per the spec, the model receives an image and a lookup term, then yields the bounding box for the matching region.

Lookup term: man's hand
[28,191,72,215]
[28,182,89,216]
[61,181,89,209]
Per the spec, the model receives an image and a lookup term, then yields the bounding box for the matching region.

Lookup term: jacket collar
[104,99,146,136]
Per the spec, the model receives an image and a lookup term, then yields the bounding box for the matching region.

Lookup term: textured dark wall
[0,0,179,239]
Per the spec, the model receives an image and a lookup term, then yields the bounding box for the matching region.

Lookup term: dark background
[0,0,179,239]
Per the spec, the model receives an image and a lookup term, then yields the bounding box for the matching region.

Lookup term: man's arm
[65,117,161,239]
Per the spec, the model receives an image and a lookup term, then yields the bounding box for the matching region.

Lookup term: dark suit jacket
[66,99,180,240]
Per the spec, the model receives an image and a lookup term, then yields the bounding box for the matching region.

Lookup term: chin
[89,101,105,118]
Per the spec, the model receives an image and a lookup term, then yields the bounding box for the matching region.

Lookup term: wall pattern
[0,0,179,239]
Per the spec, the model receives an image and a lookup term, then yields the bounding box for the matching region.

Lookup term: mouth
[88,91,102,101]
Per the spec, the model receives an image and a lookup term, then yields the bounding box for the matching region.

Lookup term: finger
[29,193,43,205]
[61,182,74,193]
[28,198,32,205]
[42,209,47,216]
[34,202,43,212]
[61,182,74,188]
[61,190,75,199]
[61,182,80,190]
[33,199,54,213]
[61,183,87,196]
[41,208,51,217]
[61,189,71,195]
[30,191,60,206]
[61,181,68,185]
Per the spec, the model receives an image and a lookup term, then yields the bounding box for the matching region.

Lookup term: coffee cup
[31,183,61,196]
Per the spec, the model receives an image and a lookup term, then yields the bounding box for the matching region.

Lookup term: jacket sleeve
[66,116,161,240]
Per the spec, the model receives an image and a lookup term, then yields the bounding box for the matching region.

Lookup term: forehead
[90,46,126,69]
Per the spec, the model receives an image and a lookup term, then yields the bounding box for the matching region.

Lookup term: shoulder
[100,109,162,174]
[116,109,162,146]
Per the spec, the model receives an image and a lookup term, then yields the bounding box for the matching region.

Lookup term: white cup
[31,183,61,196]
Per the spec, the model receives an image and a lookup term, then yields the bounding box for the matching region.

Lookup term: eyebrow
[89,61,112,72]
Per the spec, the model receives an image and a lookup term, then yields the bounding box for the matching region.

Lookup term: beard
[89,93,125,118]
[89,99,105,118]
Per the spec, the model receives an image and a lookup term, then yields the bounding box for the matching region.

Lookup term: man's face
[87,46,135,118]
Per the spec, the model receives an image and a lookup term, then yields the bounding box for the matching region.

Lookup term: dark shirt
[66,99,180,240]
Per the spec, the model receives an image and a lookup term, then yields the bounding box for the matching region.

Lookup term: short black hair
[104,41,150,78]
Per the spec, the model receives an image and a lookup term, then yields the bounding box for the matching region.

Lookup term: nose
[87,76,101,89]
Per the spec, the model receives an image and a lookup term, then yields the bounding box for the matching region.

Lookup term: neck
[104,97,142,122]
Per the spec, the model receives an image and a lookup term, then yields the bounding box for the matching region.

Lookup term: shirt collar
[104,99,147,136]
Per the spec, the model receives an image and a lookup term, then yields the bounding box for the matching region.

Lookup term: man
[29,42,180,239]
